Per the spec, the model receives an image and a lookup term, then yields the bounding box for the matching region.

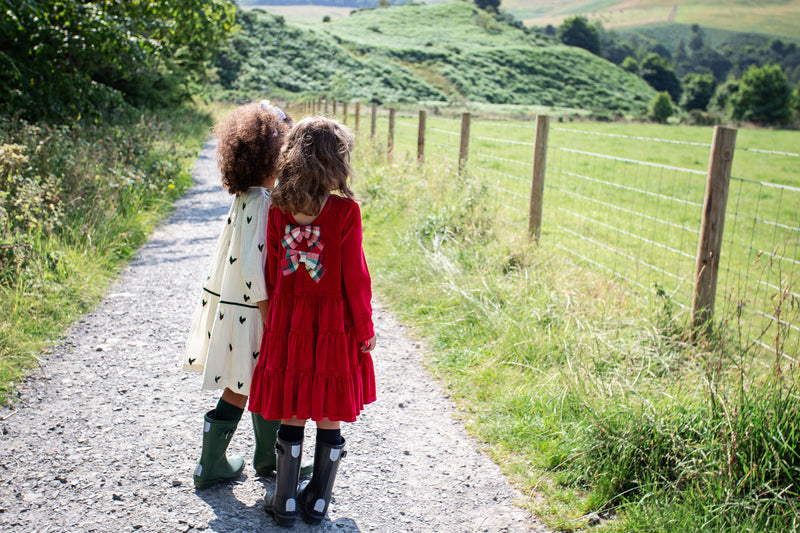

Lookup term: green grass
[375,110,800,362]
[351,125,800,532]
[0,105,213,404]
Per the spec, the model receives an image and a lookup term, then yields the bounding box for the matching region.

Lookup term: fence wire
[364,109,799,360]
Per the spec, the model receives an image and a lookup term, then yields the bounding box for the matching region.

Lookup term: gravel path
[0,140,550,533]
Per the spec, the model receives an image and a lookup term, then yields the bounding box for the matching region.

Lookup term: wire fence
[314,101,800,361]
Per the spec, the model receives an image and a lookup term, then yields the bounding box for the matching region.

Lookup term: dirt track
[0,139,549,533]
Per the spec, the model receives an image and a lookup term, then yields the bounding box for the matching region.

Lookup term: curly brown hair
[214,102,294,195]
[271,116,355,216]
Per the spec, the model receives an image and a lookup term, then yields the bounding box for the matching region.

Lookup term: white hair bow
[260,100,287,121]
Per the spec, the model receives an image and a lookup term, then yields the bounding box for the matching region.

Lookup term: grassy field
[511,0,800,40]
[339,109,800,531]
[359,106,800,365]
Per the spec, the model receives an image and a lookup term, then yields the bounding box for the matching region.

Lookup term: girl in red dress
[249,116,377,526]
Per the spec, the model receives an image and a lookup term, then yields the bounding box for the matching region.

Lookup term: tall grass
[0,106,213,404]
[353,138,799,532]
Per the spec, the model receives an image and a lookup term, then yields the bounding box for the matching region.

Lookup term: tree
[0,0,235,121]
[557,16,600,56]
[648,91,673,123]
[680,73,717,111]
[732,64,792,123]
[793,84,800,115]
[621,57,639,74]
[640,53,682,103]
[689,25,704,52]
[475,0,501,12]
[708,80,739,114]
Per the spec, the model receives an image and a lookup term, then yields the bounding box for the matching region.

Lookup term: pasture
[513,0,800,39]
[371,108,800,362]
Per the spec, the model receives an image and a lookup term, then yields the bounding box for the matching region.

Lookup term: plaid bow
[282,224,324,252]
[282,250,325,281]
[281,224,325,282]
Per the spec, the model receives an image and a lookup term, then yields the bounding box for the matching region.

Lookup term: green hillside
[220,3,656,112]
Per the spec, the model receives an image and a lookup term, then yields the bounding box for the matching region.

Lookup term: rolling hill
[220,2,656,112]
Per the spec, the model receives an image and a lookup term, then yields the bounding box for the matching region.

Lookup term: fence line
[346,103,798,359]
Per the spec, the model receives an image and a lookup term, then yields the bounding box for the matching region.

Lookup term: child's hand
[360,335,376,353]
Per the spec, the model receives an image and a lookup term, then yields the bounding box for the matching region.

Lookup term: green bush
[732,64,792,124]
[680,72,717,111]
[648,91,674,122]
[0,107,211,403]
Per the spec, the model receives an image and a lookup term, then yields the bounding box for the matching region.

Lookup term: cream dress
[183,187,270,396]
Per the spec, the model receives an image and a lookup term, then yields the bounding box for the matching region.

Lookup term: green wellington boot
[193,410,245,489]
[252,413,313,477]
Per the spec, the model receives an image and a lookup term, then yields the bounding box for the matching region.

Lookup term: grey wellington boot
[252,413,313,477]
[193,410,245,489]
[298,437,347,524]
[265,433,303,527]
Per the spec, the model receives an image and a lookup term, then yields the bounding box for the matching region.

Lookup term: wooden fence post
[332,98,337,117]
[370,103,377,139]
[342,101,348,125]
[388,107,395,162]
[528,115,550,241]
[354,102,360,133]
[324,97,328,114]
[691,125,737,338]
[458,112,471,174]
[417,110,426,163]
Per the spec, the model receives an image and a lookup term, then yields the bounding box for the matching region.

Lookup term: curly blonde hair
[271,116,355,216]
[214,102,293,195]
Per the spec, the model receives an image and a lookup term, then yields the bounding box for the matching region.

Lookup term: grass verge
[0,104,213,405]
[353,140,799,532]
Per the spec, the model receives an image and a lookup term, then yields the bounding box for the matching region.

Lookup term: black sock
[317,428,342,446]
[213,398,244,422]
[278,423,304,442]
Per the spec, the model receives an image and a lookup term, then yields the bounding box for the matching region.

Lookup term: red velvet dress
[249,195,376,423]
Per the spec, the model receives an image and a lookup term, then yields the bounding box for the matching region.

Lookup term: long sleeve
[240,191,270,302]
[264,205,281,298]
[341,201,374,342]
